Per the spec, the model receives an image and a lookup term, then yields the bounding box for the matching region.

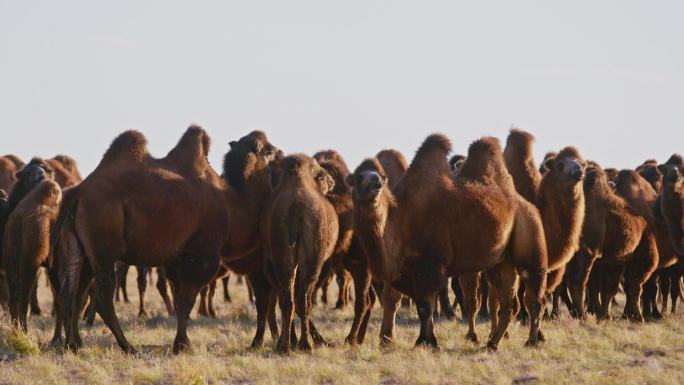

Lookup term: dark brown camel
[2,160,61,337]
[503,130,586,320]
[348,134,548,350]
[564,165,657,320]
[262,154,338,352]
[55,127,280,354]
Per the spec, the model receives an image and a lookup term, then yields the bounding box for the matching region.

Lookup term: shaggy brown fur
[0,155,22,195]
[312,150,354,311]
[55,127,280,354]
[504,129,542,203]
[376,149,408,188]
[503,130,586,319]
[348,134,548,350]
[45,155,82,188]
[2,162,61,335]
[564,166,657,320]
[262,154,338,352]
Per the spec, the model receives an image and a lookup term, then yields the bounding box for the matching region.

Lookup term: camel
[503,129,586,320]
[564,165,658,320]
[1,159,62,335]
[262,154,338,352]
[312,150,355,310]
[640,155,684,318]
[55,126,281,354]
[348,134,548,350]
[113,264,175,318]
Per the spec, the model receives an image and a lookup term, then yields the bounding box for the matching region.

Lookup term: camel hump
[556,146,583,161]
[2,154,24,169]
[376,149,408,188]
[404,134,451,179]
[459,137,515,188]
[164,125,212,176]
[665,154,683,167]
[505,128,535,161]
[51,155,81,179]
[314,149,349,171]
[413,134,452,162]
[100,130,149,167]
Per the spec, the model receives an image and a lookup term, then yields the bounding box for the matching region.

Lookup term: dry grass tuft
[1,269,684,384]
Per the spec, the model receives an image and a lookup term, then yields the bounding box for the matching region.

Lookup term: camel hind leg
[344,264,372,345]
[136,266,149,318]
[486,261,520,351]
[166,254,220,354]
[459,272,481,344]
[155,268,175,316]
[248,267,277,348]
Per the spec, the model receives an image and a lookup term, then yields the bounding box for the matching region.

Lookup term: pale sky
[1,1,682,175]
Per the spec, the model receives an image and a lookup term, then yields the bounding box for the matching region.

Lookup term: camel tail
[50,185,80,252]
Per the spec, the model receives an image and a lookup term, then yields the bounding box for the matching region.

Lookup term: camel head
[222,131,280,193]
[14,158,54,191]
[637,162,663,193]
[659,162,684,255]
[542,147,586,188]
[278,154,335,195]
[448,154,466,177]
[347,158,390,208]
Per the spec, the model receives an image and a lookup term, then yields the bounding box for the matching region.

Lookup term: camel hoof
[485,341,498,352]
[538,330,547,342]
[172,341,190,355]
[49,337,64,351]
[465,332,479,344]
[249,338,263,350]
[524,339,540,348]
[276,340,291,354]
[123,345,138,355]
[66,341,80,353]
[298,339,313,352]
[138,311,148,319]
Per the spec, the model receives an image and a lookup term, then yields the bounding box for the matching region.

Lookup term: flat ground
[1,271,684,385]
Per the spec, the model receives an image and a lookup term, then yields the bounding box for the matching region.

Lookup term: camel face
[546,154,585,188]
[223,130,280,191]
[638,164,663,193]
[15,162,54,192]
[660,164,684,255]
[448,154,465,176]
[348,168,386,206]
[312,161,335,195]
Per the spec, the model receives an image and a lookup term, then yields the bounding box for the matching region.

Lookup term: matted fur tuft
[665,154,684,167]
[101,130,149,165]
[555,146,583,161]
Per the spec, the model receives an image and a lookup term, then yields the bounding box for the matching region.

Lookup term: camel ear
[229,141,238,150]
[543,157,555,171]
[658,163,669,173]
[253,139,264,154]
[345,174,355,187]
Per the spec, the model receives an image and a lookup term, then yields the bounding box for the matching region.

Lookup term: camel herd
[0,126,682,355]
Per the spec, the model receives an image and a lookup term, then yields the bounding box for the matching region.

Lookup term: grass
[1,272,684,385]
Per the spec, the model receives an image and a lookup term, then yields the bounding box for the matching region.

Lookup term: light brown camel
[55,127,280,354]
[348,134,548,350]
[2,159,62,339]
[262,154,338,352]
[503,129,586,319]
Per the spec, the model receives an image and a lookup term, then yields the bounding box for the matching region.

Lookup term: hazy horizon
[1,1,682,175]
